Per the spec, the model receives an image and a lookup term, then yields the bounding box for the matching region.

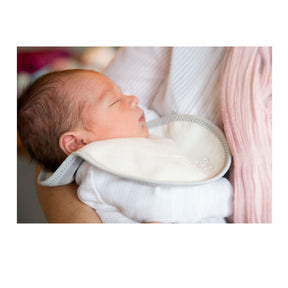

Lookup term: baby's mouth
[139,112,146,124]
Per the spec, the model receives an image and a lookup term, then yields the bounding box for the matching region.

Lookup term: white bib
[38,114,231,186]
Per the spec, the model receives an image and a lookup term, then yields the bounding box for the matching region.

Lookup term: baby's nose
[128,95,139,106]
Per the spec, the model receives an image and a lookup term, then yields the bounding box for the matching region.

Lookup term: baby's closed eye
[110,99,120,106]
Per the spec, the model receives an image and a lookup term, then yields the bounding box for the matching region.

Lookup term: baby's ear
[59,131,85,155]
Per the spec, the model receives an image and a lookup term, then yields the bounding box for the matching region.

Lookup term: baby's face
[67,70,148,142]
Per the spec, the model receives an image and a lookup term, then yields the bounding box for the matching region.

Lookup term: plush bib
[38,114,231,186]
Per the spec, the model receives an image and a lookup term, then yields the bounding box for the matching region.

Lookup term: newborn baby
[18,69,233,223]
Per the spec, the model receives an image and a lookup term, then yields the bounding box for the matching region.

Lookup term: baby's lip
[139,111,146,123]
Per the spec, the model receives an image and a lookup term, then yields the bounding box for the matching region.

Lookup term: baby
[18,69,233,223]
[18,69,148,171]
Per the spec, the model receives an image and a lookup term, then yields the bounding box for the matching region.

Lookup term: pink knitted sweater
[221,47,272,223]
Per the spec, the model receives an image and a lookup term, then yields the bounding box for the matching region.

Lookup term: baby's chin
[141,126,149,138]
[132,128,149,139]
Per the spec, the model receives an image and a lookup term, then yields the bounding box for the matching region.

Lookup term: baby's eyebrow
[100,90,119,105]
[100,90,113,101]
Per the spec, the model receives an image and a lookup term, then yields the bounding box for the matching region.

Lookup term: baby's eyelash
[110,99,120,106]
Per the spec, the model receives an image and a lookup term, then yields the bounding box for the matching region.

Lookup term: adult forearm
[35,165,102,223]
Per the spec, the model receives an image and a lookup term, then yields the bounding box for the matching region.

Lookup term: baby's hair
[18,69,87,171]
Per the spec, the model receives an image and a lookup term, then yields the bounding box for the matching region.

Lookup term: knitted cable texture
[221,47,272,223]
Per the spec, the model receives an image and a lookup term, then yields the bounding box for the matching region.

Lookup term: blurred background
[17,47,118,223]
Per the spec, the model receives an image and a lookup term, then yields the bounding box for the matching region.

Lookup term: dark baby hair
[18,69,86,171]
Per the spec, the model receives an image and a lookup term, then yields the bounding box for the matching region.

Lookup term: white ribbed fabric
[104,47,227,128]
[76,161,233,223]
[104,47,172,108]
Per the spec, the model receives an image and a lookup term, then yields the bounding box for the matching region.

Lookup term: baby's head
[18,69,148,171]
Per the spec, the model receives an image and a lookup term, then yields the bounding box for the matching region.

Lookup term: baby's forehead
[62,71,101,96]
[65,70,104,87]
[61,70,118,103]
